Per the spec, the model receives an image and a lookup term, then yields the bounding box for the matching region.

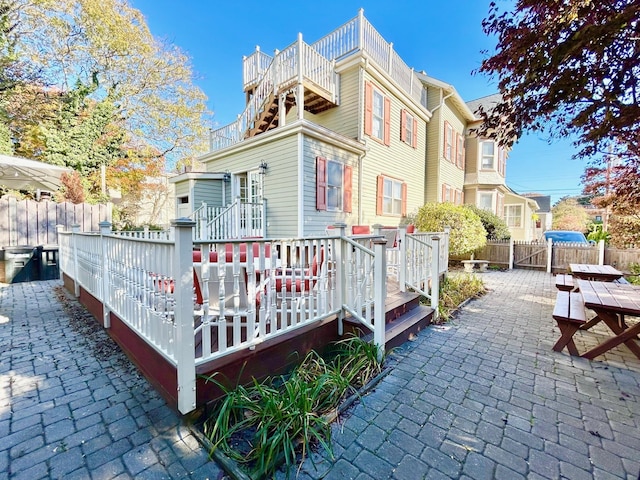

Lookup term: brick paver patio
[1,270,639,479]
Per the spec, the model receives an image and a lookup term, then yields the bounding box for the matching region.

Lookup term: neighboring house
[523,193,553,232]
[502,187,540,241]
[172,10,536,240]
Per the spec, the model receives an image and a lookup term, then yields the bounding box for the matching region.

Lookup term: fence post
[430,236,440,321]
[399,225,407,292]
[234,196,241,239]
[334,223,347,336]
[71,224,80,297]
[56,225,64,280]
[372,238,387,361]
[547,238,553,273]
[172,218,197,414]
[99,221,112,328]
[509,238,514,270]
[598,240,605,265]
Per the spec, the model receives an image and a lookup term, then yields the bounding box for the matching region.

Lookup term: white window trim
[382,177,403,215]
[504,204,523,228]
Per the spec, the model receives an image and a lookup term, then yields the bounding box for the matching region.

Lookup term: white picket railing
[213,10,426,152]
[58,221,448,413]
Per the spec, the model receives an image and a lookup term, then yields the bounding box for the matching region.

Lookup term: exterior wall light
[258,161,268,175]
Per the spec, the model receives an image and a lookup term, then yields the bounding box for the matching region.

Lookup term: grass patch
[203,335,384,479]
[437,273,486,322]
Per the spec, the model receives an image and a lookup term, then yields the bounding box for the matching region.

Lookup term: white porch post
[233,196,241,239]
[173,218,196,414]
[56,225,64,280]
[71,224,80,297]
[430,236,441,321]
[297,32,304,120]
[398,225,407,292]
[546,238,553,273]
[334,223,347,336]
[99,221,112,328]
[372,238,386,361]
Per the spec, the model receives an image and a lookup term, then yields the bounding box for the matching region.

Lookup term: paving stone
[393,455,428,480]
[353,449,394,479]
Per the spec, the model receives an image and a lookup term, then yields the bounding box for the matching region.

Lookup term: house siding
[359,71,426,225]
[203,134,300,237]
[302,135,360,235]
[193,181,221,208]
[310,68,360,139]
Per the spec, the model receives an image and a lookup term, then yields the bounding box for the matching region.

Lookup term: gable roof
[417,73,477,122]
[522,193,551,213]
[466,93,503,118]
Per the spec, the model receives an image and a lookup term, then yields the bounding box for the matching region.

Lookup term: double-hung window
[478,192,493,211]
[481,141,495,169]
[456,134,465,169]
[377,175,406,216]
[365,81,391,146]
[444,122,454,161]
[401,110,418,148]
[316,156,352,212]
[504,204,522,228]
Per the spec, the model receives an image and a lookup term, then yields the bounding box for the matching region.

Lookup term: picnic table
[576,279,640,360]
[569,263,624,282]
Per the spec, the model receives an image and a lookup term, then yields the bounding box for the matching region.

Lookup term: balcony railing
[58,222,448,414]
[211,10,426,152]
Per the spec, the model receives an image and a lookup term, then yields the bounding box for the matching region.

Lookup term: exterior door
[236,171,264,237]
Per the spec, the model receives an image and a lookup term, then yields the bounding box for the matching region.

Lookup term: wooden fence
[469,239,640,274]
[0,197,111,247]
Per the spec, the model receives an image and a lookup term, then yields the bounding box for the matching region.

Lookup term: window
[365,82,391,145]
[478,192,493,211]
[377,175,407,216]
[401,110,418,148]
[316,156,352,212]
[504,205,522,228]
[481,141,495,169]
[456,133,465,169]
[444,122,454,161]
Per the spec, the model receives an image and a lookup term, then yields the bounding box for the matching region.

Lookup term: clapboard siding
[311,69,360,138]
[302,135,360,235]
[0,198,112,246]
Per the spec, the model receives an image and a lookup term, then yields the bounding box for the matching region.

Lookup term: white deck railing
[212,10,426,152]
[191,200,265,240]
[58,221,448,414]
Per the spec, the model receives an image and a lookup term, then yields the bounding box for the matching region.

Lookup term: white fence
[58,221,448,414]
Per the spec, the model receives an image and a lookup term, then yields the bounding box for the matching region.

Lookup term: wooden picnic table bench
[555,274,575,292]
[552,291,587,355]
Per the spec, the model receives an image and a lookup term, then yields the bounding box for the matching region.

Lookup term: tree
[467,205,511,240]
[551,197,590,232]
[0,121,12,154]
[414,203,487,256]
[2,0,210,171]
[476,0,639,167]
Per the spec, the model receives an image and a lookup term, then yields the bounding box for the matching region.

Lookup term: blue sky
[130,0,586,204]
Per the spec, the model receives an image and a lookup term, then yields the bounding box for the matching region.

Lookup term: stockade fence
[460,239,640,274]
[0,197,112,247]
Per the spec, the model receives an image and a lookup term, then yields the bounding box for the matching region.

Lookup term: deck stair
[351,288,435,351]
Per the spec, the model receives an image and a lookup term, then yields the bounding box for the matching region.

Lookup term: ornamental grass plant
[203,335,384,479]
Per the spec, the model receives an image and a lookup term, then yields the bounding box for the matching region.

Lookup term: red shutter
[401,182,407,216]
[441,184,446,203]
[400,110,406,143]
[364,82,373,137]
[443,122,450,160]
[376,175,384,215]
[462,139,466,170]
[383,97,391,146]
[412,117,418,149]
[316,156,327,211]
[343,164,353,213]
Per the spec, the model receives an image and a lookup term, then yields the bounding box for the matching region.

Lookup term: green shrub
[467,205,511,240]
[437,273,486,322]
[627,263,640,285]
[415,202,487,256]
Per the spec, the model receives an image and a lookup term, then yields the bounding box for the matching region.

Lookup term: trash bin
[2,246,40,283]
[39,245,60,280]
